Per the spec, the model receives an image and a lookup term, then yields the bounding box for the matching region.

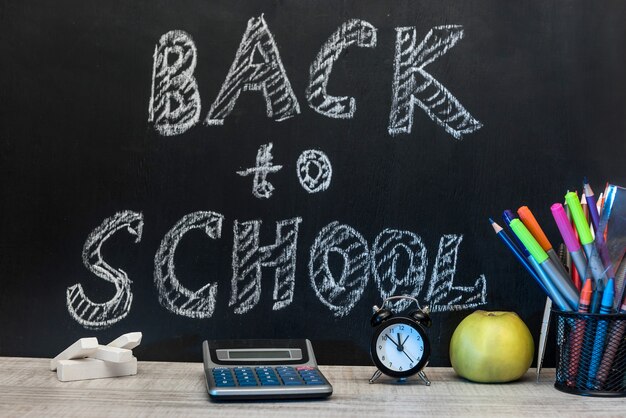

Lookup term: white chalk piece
[107,332,143,350]
[92,345,133,363]
[50,337,99,371]
[56,357,138,382]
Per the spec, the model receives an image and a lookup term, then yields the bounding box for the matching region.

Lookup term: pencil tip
[488,217,494,223]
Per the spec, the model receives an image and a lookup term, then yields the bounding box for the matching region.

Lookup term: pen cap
[517,206,552,251]
[565,192,594,245]
[509,219,549,263]
[550,203,581,252]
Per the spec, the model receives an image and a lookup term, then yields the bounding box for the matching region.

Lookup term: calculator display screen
[229,350,291,359]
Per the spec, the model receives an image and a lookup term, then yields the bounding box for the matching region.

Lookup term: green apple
[449,310,534,383]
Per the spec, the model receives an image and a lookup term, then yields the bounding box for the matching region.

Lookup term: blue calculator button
[215,380,236,387]
[283,380,304,386]
[304,379,324,385]
[213,367,230,372]
[260,379,280,386]
[281,376,303,383]
[238,381,258,386]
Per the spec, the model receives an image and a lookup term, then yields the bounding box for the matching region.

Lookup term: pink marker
[551,203,588,281]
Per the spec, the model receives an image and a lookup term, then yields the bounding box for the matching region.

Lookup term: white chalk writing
[306,19,377,118]
[388,25,482,139]
[231,218,302,313]
[425,234,487,312]
[309,222,371,318]
[296,149,332,193]
[154,211,224,319]
[371,230,428,312]
[237,143,283,199]
[66,211,143,329]
[205,14,300,125]
[149,30,201,136]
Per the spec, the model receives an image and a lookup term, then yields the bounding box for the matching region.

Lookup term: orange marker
[518,206,569,279]
[566,279,593,386]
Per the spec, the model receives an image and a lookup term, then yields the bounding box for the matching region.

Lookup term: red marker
[566,279,592,386]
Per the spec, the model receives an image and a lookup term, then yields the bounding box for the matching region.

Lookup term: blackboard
[1,0,625,367]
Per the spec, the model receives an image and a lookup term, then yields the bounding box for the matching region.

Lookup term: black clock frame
[370,316,431,379]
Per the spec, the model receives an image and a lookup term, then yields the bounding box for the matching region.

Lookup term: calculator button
[304,378,324,385]
[238,380,258,386]
[215,379,236,387]
[281,376,304,385]
[260,379,280,386]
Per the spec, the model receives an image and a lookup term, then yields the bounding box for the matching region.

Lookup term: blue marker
[588,278,614,388]
[490,218,550,296]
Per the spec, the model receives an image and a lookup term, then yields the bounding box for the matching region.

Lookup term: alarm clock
[369,295,432,385]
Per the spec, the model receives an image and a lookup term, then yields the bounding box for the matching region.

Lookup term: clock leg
[417,370,431,386]
[369,369,383,384]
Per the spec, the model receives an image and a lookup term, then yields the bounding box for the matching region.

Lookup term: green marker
[510,219,578,310]
[564,192,608,285]
[565,192,593,245]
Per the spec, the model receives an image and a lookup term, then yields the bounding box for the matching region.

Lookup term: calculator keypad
[212,366,325,387]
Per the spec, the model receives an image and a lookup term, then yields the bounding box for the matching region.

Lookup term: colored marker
[566,278,593,386]
[564,199,583,291]
[551,203,589,286]
[490,219,550,297]
[494,216,570,311]
[614,258,626,311]
[583,178,600,232]
[502,210,528,253]
[509,219,578,310]
[518,206,569,279]
[587,278,614,387]
[565,192,608,285]
[595,293,626,388]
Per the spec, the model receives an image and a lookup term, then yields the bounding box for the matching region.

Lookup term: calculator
[202,339,333,401]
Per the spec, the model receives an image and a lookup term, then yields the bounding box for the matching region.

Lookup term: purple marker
[583,178,600,232]
[551,203,589,282]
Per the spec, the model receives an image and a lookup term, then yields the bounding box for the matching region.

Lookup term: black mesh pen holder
[553,309,626,397]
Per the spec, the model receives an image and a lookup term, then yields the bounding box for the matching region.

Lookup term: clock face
[371,317,430,378]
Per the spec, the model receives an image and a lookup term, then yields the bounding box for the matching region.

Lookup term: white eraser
[107,332,142,350]
[92,345,133,363]
[56,357,138,382]
[50,337,99,371]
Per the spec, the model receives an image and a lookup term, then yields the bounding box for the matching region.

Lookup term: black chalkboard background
[1,0,625,368]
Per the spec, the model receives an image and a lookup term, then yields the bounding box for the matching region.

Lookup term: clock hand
[397,333,403,350]
[386,334,401,350]
[401,335,409,346]
[402,350,415,364]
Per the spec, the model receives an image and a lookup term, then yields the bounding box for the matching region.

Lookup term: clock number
[382,355,385,361]
[399,325,405,331]
[419,346,423,352]
[379,345,382,350]
[410,363,414,368]
[382,335,387,341]
[399,366,403,371]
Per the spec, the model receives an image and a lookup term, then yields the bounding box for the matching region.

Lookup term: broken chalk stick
[107,332,142,350]
[50,337,99,371]
[56,357,138,382]
[92,345,133,363]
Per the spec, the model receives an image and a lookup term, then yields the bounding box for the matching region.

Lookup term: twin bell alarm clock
[369,295,432,385]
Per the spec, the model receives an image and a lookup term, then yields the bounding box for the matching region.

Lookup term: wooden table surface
[1,357,624,417]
